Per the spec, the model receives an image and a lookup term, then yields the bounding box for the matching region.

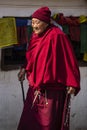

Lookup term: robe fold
[26,24,80,94]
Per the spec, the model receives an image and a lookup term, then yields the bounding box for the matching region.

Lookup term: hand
[67,87,75,95]
[18,68,26,81]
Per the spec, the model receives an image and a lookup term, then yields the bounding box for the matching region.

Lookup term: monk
[17,6,80,130]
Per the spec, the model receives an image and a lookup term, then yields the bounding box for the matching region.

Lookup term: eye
[32,20,40,25]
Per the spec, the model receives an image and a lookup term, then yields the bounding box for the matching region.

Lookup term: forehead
[32,18,45,24]
[32,18,40,22]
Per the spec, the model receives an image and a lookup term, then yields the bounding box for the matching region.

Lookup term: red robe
[26,24,80,94]
[17,24,80,130]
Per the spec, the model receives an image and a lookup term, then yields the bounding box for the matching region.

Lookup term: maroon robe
[26,24,80,94]
[17,24,80,130]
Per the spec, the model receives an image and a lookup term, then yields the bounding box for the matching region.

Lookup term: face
[32,18,48,35]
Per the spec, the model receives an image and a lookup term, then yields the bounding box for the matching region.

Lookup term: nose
[32,22,37,28]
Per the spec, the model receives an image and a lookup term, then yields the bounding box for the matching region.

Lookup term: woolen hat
[32,7,51,24]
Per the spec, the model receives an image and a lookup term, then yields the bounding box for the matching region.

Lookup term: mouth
[33,27,39,31]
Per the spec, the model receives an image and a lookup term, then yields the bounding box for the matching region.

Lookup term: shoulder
[48,25,70,44]
[49,24,65,36]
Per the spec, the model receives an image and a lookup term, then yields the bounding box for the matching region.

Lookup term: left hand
[67,87,76,95]
[18,68,26,81]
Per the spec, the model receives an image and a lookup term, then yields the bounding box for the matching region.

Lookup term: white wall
[0,0,87,17]
[0,70,28,130]
[70,67,87,130]
[0,1,87,130]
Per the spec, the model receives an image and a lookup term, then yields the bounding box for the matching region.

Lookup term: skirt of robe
[17,87,70,130]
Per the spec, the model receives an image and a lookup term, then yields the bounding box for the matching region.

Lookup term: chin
[34,32,41,35]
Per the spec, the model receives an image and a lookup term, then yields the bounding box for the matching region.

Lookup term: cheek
[38,26,45,32]
[38,29,44,34]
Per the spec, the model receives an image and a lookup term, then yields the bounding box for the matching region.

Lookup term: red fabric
[32,6,51,24]
[17,87,68,130]
[56,14,80,26]
[26,24,80,94]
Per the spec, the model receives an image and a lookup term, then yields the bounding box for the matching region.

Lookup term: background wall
[0,0,87,130]
[0,0,87,17]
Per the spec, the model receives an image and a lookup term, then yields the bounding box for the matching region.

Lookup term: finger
[67,87,75,94]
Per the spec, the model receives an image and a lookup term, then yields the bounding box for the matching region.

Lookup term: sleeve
[56,33,80,95]
[43,31,80,95]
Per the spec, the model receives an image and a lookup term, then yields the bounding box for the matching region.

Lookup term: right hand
[18,68,26,81]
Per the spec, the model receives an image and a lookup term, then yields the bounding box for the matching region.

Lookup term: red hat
[32,6,51,24]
